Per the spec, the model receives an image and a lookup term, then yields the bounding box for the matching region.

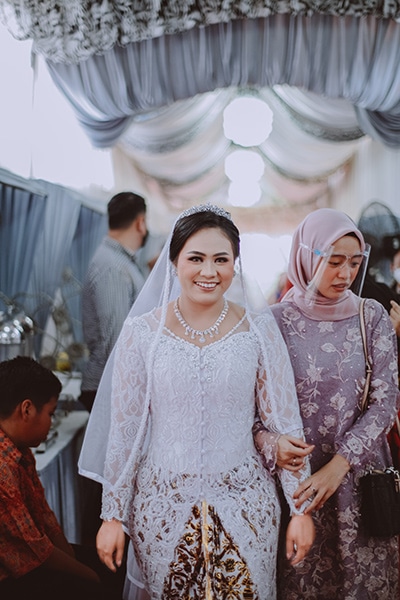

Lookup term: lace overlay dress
[271,298,400,600]
[100,310,308,599]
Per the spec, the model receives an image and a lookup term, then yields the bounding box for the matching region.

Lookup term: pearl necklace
[174,298,229,343]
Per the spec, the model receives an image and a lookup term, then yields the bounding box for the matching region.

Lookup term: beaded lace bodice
[148,330,256,475]
[101,309,309,522]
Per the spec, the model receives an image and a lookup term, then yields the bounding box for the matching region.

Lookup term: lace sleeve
[252,417,281,472]
[101,316,150,522]
[254,311,311,515]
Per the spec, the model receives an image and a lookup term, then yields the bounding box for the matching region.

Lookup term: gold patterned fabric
[163,502,258,599]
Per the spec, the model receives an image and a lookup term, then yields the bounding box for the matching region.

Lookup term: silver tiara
[177,203,232,221]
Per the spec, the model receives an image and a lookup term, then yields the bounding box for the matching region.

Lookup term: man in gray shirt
[80,191,148,412]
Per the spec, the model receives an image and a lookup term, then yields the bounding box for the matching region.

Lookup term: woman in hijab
[255,208,399,599]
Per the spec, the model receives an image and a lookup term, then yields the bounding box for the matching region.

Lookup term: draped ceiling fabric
[2,1,400,223]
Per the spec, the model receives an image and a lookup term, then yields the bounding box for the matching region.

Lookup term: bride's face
[175,227,235,306]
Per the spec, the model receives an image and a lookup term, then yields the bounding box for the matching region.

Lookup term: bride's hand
[277,435,314,471]
[286,514,315,565]
[96,519,126,572]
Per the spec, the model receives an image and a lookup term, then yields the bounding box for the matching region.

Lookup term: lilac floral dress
[271,298,400,600]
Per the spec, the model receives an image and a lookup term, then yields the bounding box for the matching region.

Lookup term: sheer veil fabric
[78,203,305,484]
[78,204,310,596]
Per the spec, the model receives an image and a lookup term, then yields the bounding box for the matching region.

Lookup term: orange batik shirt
[0,430,62,580]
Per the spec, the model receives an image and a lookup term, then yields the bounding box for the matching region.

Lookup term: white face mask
[393,267,400,284]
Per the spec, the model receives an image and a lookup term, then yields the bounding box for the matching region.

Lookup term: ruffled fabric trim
[1,1,399,64]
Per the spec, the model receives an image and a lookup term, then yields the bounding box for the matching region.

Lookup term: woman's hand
[96,519,126,572]
[293,454,350,513]
[277,435,314,471]
[285,514,315,566]
[390,300,400,336]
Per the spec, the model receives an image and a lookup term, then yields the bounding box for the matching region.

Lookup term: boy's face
[26,396,58,448]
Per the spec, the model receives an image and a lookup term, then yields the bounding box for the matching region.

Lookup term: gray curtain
[64,205,107,343]
[0,167,107,355]
[45,14,400,148]
[0,175,46,312]
[24,181,81,354]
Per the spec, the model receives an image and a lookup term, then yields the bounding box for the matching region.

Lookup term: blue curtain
[63,205,107,343]
[23,182,80,354]
[0,180,46,313]
[0,168,107,358]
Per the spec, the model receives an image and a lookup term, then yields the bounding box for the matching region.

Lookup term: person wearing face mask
[78,191,149,554]
[358,233,400,472]
[358,230,400,344]
[391,251,400,295]
[360,235,400,570]
[384,244,400,471]
[80,191,149,413]
[388,247,400,335]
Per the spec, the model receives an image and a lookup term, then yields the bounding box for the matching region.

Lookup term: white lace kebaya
[79,204,310,599]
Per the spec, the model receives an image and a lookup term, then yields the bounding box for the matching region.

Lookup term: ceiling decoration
[31,13,400,151]
[1,3,400,228]
[114,85,363,213]
[1,1,398,64]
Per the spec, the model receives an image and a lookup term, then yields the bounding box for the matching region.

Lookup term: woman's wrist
[332,453,351,476]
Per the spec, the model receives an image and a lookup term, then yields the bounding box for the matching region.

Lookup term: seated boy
[0,356,107,600]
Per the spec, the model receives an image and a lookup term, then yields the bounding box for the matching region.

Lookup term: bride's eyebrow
[186,250,230,257]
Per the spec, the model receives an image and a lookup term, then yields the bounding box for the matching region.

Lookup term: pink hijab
[282,208,366,321]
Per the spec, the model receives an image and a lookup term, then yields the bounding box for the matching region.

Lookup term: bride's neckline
[163,311,248,348]
[173,297,229,344]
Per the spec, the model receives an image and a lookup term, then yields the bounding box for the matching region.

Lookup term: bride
[79,204,314,599]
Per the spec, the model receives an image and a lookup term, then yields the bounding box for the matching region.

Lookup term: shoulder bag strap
[360,298,373,413]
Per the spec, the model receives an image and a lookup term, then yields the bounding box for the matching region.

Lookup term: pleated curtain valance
[38,13,400,150]
[2,4,400,147]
